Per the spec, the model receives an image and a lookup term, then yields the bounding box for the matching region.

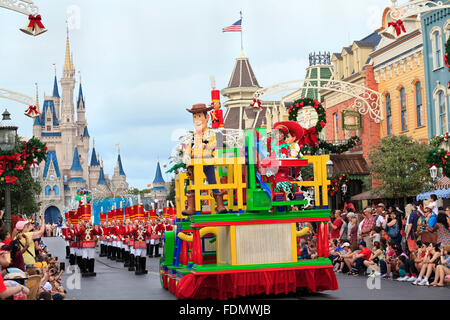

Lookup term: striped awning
[433,176,450,190]
[416,188,450,201]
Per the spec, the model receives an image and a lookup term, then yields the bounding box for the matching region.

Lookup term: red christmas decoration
[388,20,406,37]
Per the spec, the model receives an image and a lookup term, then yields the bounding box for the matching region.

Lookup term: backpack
[387,222,399,238]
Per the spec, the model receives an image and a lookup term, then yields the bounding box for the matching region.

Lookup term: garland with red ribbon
[288,98,326,147]
[0,137,47,184]
[328,172,349,197]
[250,99,262,109]
[388,20,406,37]
[445,35,450,70]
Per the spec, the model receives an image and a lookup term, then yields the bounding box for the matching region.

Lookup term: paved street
[44,237,449,300]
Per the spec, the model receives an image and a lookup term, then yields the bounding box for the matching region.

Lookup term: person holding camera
[15,214,45,267]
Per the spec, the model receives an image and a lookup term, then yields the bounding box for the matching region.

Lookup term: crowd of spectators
[325,195,450,287]
[0,211,67,300]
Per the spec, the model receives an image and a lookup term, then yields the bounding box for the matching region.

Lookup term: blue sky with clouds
[0,0,389,189]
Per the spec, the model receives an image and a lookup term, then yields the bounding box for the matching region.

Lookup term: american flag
[222,19,242,32]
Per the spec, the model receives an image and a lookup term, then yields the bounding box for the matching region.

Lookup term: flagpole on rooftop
[240,11,244,57]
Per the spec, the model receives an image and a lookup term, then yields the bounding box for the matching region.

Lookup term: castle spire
[35,83,39,112]
[53,74,60,98]
[64,26,74,72]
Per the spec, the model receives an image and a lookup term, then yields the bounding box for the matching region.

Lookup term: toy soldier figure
[154,219,164,257]
[68,225,77,266]
[182,103,227,215]
[98,222,107,257]
[132,221,148,275]
[116,222,124,263]
[123,220,132,268]
[148,221,157,258]
[128,221,136,271]
[74,221,99,277]
[209,76,224,129]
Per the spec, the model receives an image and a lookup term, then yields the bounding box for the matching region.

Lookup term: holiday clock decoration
[288,98,326,147]
[287,98,361,155]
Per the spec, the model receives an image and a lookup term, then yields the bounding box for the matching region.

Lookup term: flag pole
[240,11,244,57]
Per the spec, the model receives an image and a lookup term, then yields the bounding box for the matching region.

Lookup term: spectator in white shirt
[428,194,439,216]
[375,203,386,229]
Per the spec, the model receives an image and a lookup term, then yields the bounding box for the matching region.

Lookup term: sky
[0,0,390,189]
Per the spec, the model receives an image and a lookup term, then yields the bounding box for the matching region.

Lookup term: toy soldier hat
[187,103,213,114]
[274,121,304,141]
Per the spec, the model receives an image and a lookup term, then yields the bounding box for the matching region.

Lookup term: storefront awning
[351,189,383,201]
[330,154,370,175]
[416,188,450,201]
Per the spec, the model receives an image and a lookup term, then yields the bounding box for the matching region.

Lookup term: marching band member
[132,220,149,275]
[154,219,164,257]
[98,222,107,257]
[128,221,136,272]
[74,221,100,277]
[68,225,77,266]
[123,220,132,268]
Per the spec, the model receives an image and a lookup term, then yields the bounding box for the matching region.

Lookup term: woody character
[182,103,227,215]
[210,90,224,129]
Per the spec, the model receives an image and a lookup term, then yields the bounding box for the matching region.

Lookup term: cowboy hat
[186,103,213,114]
[274,121,304,142]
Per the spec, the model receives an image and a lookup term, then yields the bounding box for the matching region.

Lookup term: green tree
[369,135,432,204]
[0,163,42,218]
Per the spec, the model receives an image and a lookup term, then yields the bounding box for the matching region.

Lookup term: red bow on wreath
[388,20,406,37]
[250,99,262,109]
[444,54,449,68]
[302,127,319,147]
[27,14,46,29]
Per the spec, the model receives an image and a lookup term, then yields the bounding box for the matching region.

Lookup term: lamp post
[0,109,18,233]
[30,162,39,222]
[341,183,348,196]
[326,160,334,180]
[430,165,438,181]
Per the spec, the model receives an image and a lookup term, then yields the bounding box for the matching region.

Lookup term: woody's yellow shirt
[186,128,216,160]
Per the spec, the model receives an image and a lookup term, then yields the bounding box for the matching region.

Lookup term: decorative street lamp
[0,109,19,233]
[30,162,39,180]
[326,160,334,180]
[430,165,438,181]
[341,183,348,196]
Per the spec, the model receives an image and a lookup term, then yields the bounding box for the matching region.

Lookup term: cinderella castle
[33,30,129,223]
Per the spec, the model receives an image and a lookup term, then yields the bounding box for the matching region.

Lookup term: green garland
[300,136,361,155]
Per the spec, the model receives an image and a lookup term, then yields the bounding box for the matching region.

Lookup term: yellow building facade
[371,9,428,143]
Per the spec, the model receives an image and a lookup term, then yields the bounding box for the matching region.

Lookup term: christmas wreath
[0,137,47,185]
[288,98,326,147]
[328,172,349,197]
[445,35,450,70]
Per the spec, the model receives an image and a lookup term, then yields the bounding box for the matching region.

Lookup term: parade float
[159,94,341,300]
